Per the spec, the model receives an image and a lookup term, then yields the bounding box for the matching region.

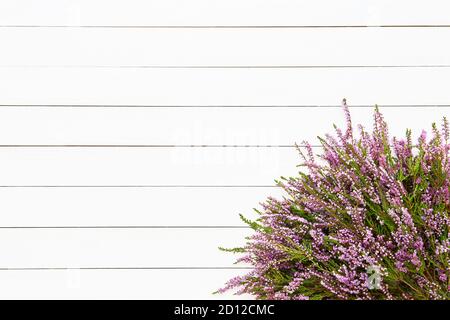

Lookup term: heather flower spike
[219,101,450,300]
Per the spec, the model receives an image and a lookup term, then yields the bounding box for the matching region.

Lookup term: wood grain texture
[0,269,251,299]
[1,28,449,66]
[0,228,248,268]
[0,187,280,226]
[1,68,450,105]
[0,148,299,185]
[0,0,449,26]
[0,107,447,145]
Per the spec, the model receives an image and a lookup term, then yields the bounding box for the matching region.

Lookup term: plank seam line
[0,185,280,188]
[0,226,250,229]
[0,105,448,108]
[0,267,252,270]
[1,25,450,29]
[2,65,450,69]
[0,144,301,148]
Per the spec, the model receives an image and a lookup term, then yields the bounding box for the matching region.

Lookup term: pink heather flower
[411,253,421,267]
[220,102,450,300]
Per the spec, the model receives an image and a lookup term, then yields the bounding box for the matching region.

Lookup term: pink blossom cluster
[220,101,449,300]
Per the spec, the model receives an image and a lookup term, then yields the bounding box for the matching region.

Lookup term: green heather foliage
[219,101,449,300]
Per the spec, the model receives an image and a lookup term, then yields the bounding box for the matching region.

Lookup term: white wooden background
[0,0,449,299]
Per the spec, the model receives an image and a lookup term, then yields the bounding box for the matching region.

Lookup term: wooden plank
[0,107,447,145]
[0,28,449,66]
[0,68,450,105]
[0,187,280,226]
[0,0,449,26]
[0,148,299,185]
[0,269,252,299]
[0,229,248,268]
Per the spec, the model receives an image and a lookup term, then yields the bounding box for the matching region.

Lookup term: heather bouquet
[220,101,449,300]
